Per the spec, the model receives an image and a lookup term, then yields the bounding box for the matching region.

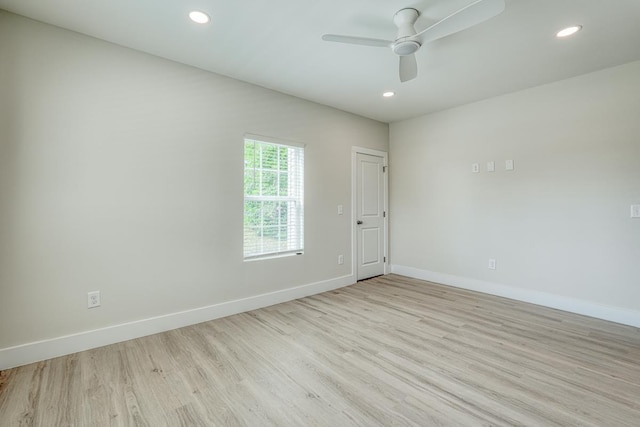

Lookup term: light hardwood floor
[1,274,640,426]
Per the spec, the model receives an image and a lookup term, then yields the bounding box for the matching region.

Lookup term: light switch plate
[487,161,495,172]
[632,205,640,218]
[337,204,343,215]
[505,159,514,171]
[472,163,480,173]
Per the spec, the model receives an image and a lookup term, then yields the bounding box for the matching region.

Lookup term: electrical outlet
[488,259,497,270]
[487,161,495,172]
[88,291,101,308]
[631,205,640,218]
[337,204,344,215]
[338,254,344,265]
[472,163,480,173]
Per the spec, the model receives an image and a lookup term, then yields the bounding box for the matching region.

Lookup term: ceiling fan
[322,0,505,83]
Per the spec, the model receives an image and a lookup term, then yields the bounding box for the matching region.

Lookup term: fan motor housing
[392,40,420,56]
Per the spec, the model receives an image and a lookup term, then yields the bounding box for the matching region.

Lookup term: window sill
[244,251,304,262]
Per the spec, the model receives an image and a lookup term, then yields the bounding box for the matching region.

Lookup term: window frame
[243,134,304,260]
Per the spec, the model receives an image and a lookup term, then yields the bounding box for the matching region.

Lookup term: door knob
[357,220,363,225]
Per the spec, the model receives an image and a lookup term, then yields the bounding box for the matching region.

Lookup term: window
[244,136,304,259]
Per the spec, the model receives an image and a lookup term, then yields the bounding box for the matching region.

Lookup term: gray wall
[0,12,388,350]
[390,60,640,314]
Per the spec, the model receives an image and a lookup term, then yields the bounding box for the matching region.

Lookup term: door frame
[351,146,389,280]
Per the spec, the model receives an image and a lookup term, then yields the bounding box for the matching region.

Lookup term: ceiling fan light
[383,91,395,98]
[189,10,210,24]
[556,25,581,38]
[392,40,420,56]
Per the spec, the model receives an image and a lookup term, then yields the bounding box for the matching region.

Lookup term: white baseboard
[0,274,355,370]
[391,264,640,328]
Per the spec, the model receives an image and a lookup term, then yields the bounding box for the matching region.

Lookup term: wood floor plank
[2,274,640,426]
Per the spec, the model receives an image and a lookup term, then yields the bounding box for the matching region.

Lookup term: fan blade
[399,54,417,82]
[322,34,392,48]
[415,0,505,45]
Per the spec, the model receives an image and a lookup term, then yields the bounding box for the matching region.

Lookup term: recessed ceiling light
[189,10,210,24]
[382,91,395,98]
[556,25,582,38]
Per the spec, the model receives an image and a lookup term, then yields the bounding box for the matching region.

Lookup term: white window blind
[244,136,304,259]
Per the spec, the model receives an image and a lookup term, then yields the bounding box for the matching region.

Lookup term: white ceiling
[1,0,639,123]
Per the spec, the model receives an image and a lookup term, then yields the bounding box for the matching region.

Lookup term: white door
[356,152,385,280]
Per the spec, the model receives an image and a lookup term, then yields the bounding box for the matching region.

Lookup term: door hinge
[383,211,386,218]
[384,257,386,262]
[383,166,387,173]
